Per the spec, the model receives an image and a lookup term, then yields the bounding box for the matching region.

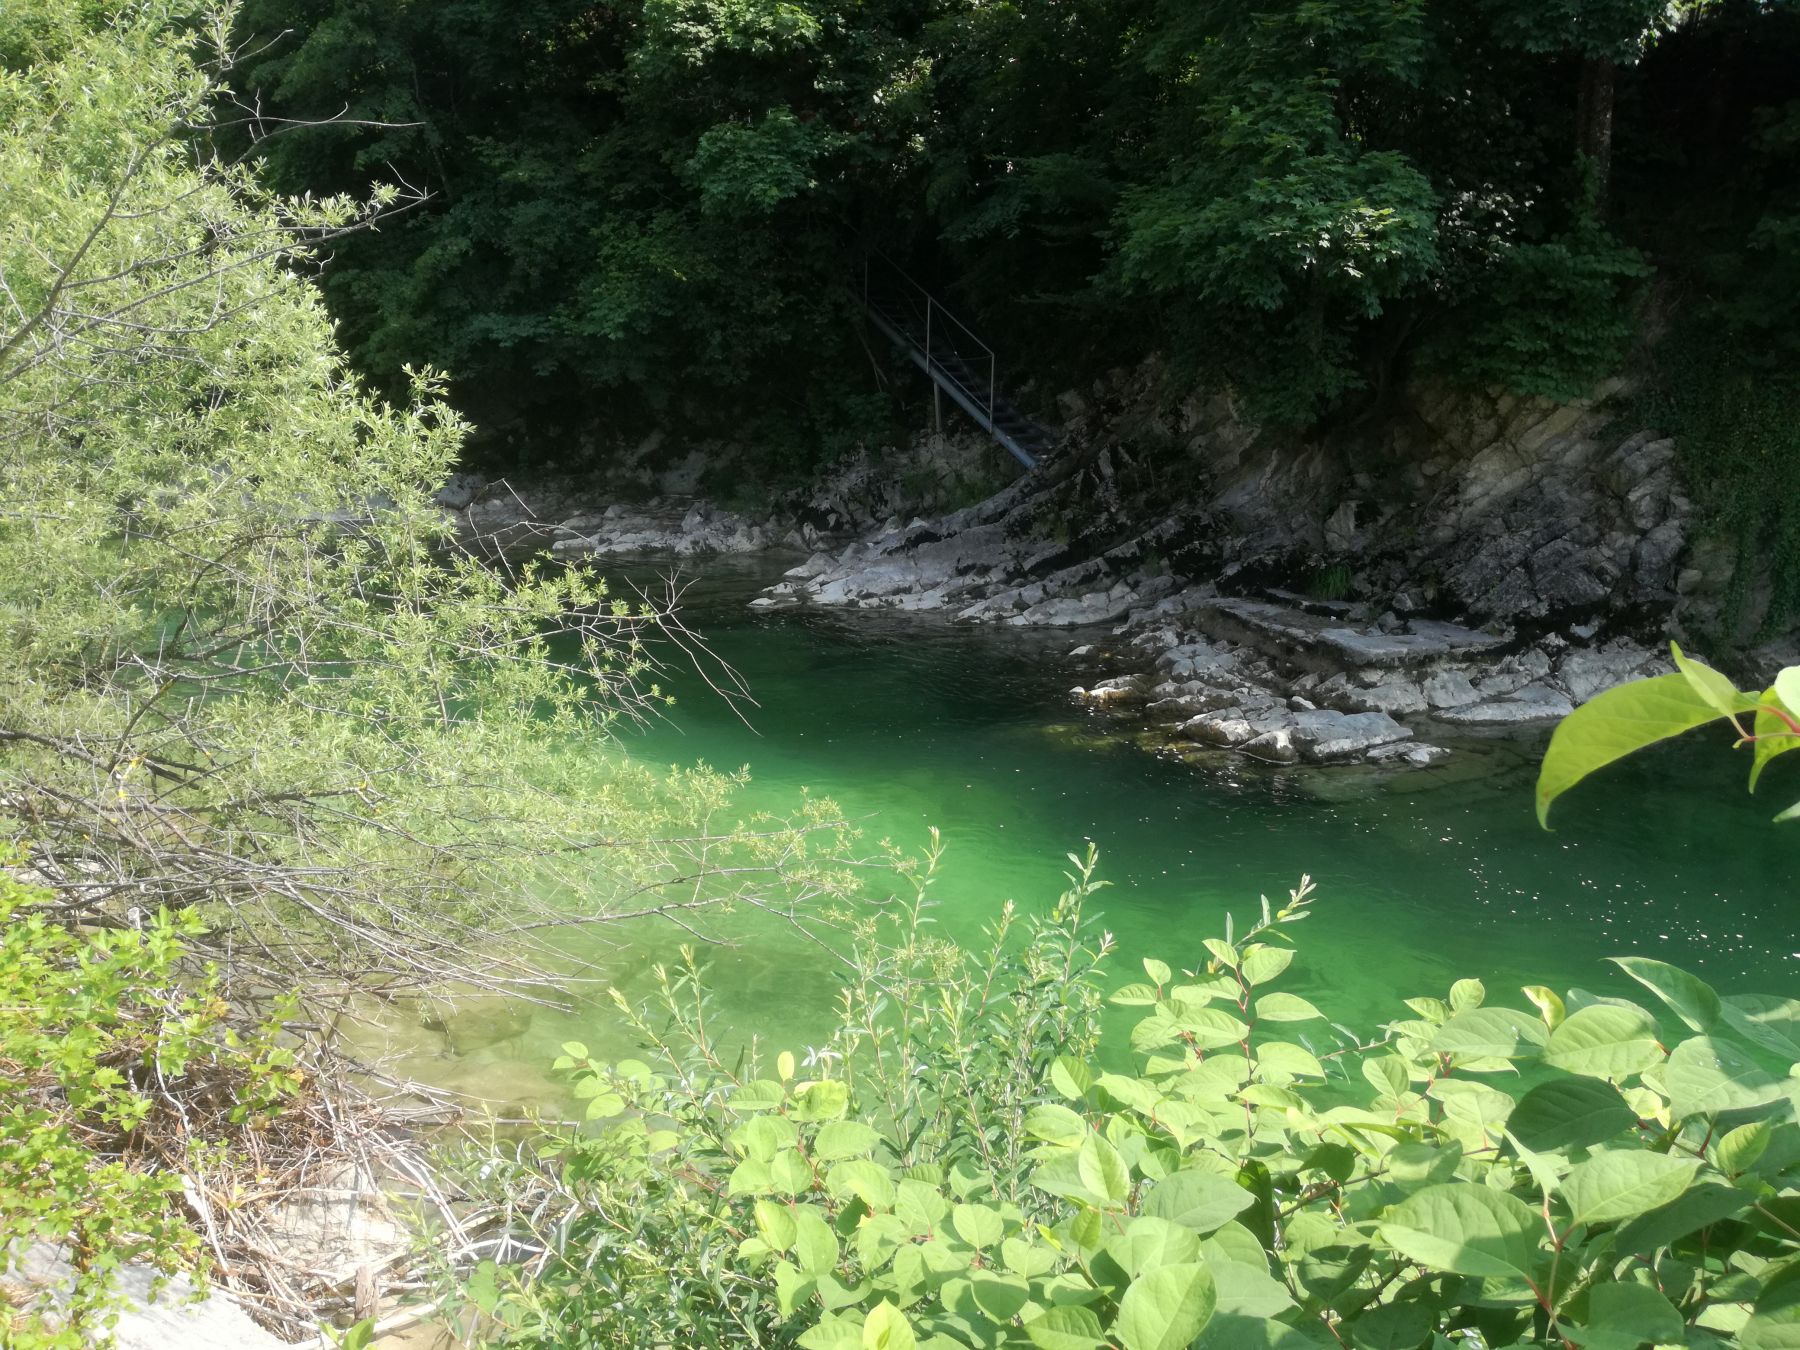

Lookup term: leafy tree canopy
[226,0,1800,452]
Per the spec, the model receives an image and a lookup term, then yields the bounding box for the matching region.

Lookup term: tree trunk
[1576,54,1617,214]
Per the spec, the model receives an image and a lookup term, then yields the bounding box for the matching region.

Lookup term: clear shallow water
[383,558,1798,1108]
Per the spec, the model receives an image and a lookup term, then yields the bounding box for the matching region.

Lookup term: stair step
[859,271,1050,468]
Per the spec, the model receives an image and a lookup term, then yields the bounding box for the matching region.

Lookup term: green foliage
[444,848,1800,1349]
[0,0,854,996]
[1430,223,1650,402]
[0,870,295,1349]
[225,0,1800,444]
[1537,643,1800,825]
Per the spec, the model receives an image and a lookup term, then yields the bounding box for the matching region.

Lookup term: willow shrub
[445,842,1799,1349]
[1,1,856,1006]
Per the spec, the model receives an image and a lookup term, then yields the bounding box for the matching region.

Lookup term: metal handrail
[863,252,997,428]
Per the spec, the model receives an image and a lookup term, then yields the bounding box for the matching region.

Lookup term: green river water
[391,558,1797,1109]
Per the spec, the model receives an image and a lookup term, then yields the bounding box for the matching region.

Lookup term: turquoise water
[398,558,1797,1107]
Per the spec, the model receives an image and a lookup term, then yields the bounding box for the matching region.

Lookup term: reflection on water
[380,556,1798,1108]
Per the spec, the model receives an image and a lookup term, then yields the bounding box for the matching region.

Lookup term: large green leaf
[1023,1306,1107,1350]
[815,1121,885,1161]
[1347,1299,1435,1350]
[1610,957,1721,1034]
[794,1205,841,1275]
[1203,1251,1295,1319]
[1105,1217,1204,1278]
[1561,1151,1699,1228]
[828,1159,896,1210]
[1612,1181,1752,1254]
[1240,946,1294,985]
[1722,994,1800,1061]
[861,1300,915,1350]
[1114,1262,1218,1350]
[1569,1281,1685,1350]
[793,1078,851,1122]
[1665,1035,1788,1120]
[1078,1131,1132,1207]
[1742,1265,1800,1350]
[1430,1007,1547,1061]
[1536,673,1728,827]
[1507,1077,1638,1152]
[1255,992,1324,1022]
[1543,1004,1664,1079]
[1749,683,1800,793]
[1672,642,1757,718]
[1379,1184,1543,1280]
[1025,1103,1090,1148]
[799,1317,863,1350]
[951,1203,1005,1250]
[1141,1168,1255,1233]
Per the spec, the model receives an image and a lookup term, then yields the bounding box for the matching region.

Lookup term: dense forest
[230,0,1800,465]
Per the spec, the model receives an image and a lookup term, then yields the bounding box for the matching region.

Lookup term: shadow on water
[372,555,1798,1109]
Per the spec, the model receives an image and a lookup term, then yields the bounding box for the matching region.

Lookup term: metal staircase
[859,253,1054,470]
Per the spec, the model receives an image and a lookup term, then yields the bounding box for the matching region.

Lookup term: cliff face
[1045,367,1706,635]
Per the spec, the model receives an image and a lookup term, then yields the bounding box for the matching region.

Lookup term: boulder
[1555,640,1665,704]
[1421,670,1480,709]
[1073,675,1149,705]
[1438,685,1575,725]
[1367,741,1452,767]
[1286,709,1412,763]
[1322,674,1428,715]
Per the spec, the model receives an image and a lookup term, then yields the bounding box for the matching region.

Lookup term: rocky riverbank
[735,373,1717,768]
[439,370,1796,772]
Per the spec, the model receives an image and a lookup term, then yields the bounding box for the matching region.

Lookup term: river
[377,557,1798,1109]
